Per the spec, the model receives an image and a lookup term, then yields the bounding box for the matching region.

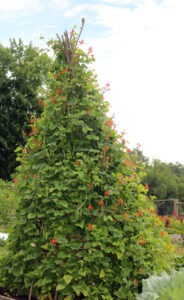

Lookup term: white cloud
[0,0,42,14]
[1,0,184,162]
[49,0,71,10]
[83,0,184,162]
[64,3,96,17]
[99,0,145,5]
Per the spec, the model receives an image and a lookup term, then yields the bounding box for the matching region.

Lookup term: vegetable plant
[0,20,175,300]
[136,268,184,300]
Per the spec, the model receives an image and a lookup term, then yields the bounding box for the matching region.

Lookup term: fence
[155,199,184,217]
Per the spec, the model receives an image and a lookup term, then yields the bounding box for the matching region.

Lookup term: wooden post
[173,199,179,217]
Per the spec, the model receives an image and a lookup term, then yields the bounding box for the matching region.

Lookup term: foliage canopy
[0,39,51,179]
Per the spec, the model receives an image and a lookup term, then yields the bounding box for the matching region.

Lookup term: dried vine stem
[28,280,34,300]
[74,17,85,48]
[56,18,85,71]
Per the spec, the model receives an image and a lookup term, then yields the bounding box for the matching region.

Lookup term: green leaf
[116,251,123,260]
[27,212,37,219]
[72,285,81,296]
[100,269,105,278]
[56,282,67,291]
[72,282,89,297]
[63,274,73,284]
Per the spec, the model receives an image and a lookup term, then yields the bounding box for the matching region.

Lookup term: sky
[1,0,184,163]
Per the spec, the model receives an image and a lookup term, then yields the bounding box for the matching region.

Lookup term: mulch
[0,288,28,300]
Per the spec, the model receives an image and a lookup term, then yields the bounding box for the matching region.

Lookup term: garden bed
[0,296,15,300]
[0,288,28,300]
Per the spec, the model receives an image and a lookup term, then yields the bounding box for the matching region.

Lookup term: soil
[0,288,29,300]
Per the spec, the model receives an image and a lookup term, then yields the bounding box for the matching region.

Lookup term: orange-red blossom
[87,204,93,211]
[13,178,18,184]
[139,239,146,245]
[88,224,93,230]
[160,231,166,238]
[98,200,104,206]
[51,238,57,244]
[118,198,124,205]
[104,190,110,196]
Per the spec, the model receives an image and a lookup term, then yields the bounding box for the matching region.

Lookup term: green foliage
[164,216,184,238]
[162,216,184,238]
[132,149,184,203]
[145,160,178,200]
[136,268,184,300]
[160,215,184,271]
[143,159,184,202]
[0,238,7,248]
[0,39,51,180]
[0,179,16,231]
[174,251,184,270]
[0,23,175,299]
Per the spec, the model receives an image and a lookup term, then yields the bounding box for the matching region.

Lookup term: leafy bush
[163,216,184,239]
[174,253,184,270]
[0,238,6,248]
[0,179,16,231]
[136,268,184,300]
[0,22,175,300]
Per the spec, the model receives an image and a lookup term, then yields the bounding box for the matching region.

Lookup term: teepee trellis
[56,17,85,75]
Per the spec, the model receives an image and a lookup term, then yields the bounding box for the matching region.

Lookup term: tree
[0,22,174,299]
[0,39,51,180]
[145,160,183,200]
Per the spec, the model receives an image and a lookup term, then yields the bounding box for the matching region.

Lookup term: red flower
[30,117,34,124]
[165,217,170,228]
[88,224,93,230]
[139,239,146,245]
[74,160,80,165]
[88,204,93,211]
[133,279,137,286]
[13,178,18,184]
[145,184,149,190]
[98,200,104,206]
[55,89,61,94]
[172,211,177,217]
[88,47,93,53]
[179,216,183,223]
[51,238,57,244]
[118,198,124,205]
[51,96,57,104]
[138,210,143,217]
[87,183,93,189]
[60,68,68,74]
[79,40,84,45]
[160,231,166,238]
[70,29,75,36]
[105,119,113,127]
[104,190,110,196]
